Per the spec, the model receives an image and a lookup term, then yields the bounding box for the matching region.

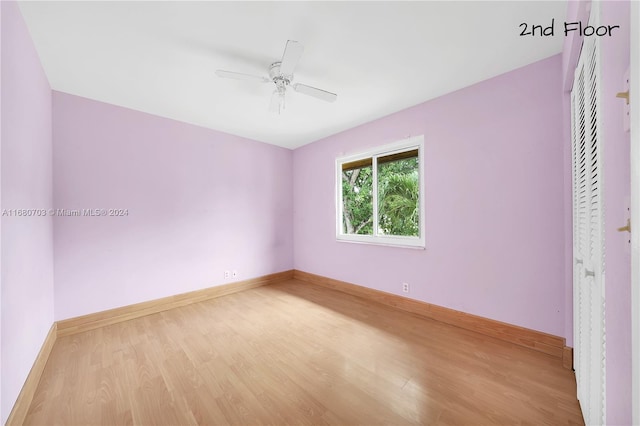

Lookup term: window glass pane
[342,162,373,235]
[377,154,419,237]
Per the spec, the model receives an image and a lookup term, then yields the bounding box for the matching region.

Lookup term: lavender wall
[600,1,631,423]
[0,1,55,423]
[52,92,293,320]
[293,55,565,337]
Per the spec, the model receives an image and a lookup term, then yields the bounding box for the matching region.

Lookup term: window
[336,135,425,248]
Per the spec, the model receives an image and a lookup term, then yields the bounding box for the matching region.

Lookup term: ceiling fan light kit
[216,40,337,114]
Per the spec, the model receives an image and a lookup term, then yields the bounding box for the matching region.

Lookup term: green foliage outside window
[342,157,419,237]
[378,158,419,236]
[342,166,373,235]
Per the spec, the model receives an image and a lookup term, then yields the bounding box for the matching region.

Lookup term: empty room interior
[1,0,639,425]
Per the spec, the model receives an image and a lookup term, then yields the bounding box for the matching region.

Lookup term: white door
[571,3,606,424]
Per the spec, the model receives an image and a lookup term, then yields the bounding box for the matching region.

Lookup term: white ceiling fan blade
[215,70,270,83]
[293,83,337,103]
[279,40,304,77]
[269,90,285,114]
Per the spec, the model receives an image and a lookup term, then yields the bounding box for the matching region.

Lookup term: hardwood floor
[25,280,584,425]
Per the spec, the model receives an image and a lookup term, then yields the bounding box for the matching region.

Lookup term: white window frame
[335,135,425,249]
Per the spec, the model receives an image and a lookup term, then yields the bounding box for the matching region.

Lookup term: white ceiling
[18,1,567,149]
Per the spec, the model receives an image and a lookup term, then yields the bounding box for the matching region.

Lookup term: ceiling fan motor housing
[269,61,290,92]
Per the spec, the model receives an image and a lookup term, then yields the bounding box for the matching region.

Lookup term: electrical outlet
[402,283,410,293]
[224,270,230,279]
[232,270,238,279]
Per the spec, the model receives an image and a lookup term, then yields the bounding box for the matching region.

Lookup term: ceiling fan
[215,40,337,114]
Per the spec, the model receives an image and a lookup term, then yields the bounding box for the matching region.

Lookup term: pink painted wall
[600,1,631,423]
[0,1,55,423]
[293,55,566,337]
[52,92,293,320]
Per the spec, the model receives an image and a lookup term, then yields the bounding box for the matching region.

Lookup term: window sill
[336,236,425,250]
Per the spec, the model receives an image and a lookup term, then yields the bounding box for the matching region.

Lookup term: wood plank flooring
[25,280,584,425]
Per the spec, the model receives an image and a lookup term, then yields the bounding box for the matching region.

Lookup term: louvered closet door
[571,2,606,424]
